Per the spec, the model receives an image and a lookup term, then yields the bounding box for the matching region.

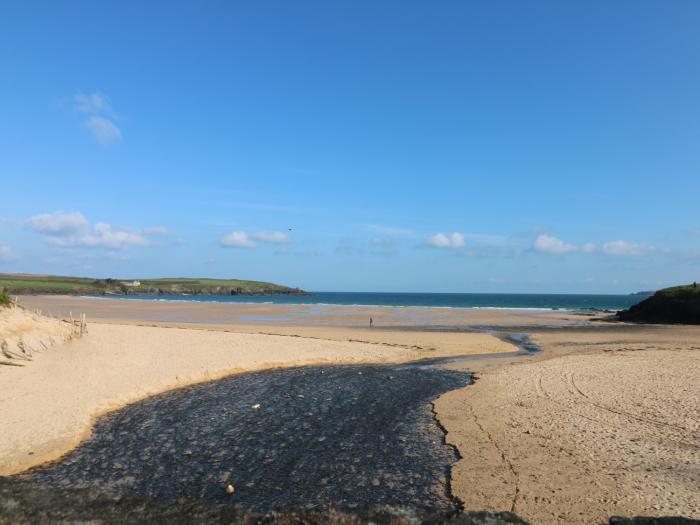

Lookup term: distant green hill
[617,283,700,324]
[0,274,308,297]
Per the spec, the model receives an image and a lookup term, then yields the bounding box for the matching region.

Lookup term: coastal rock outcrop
[617,284,700,324]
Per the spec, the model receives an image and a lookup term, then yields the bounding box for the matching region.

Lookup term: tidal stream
[20,334,538,512]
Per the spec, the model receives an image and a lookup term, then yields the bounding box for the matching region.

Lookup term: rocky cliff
[617,284,700,324]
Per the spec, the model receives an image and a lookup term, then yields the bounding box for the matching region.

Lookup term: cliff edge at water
[617,283,700,324]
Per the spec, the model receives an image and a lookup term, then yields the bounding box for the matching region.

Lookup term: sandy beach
[2,296,699,523]
[438,326,700,523]
[0,300,513,476]
[17,294,596,328]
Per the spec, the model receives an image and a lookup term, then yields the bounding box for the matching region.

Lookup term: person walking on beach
[369,317,373,328]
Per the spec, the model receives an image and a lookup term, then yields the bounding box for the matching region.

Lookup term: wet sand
[17,294,595,328]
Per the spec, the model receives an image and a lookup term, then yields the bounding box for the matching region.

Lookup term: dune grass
[0,291,12,307]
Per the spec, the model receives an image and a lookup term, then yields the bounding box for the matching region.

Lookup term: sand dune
[0,305,78,366]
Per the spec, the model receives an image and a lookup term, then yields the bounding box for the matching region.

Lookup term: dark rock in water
[617,284,700,324]
[0,478,530,524]
[609,517,700,524]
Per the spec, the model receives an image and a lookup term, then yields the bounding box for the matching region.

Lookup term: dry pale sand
[437,326,700,524]
[0,319,513,476]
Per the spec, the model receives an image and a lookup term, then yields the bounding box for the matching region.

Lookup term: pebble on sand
[226,484,235,495]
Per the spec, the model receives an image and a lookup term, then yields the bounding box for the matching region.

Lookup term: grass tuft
[656,283,700,297]
[0,291,12,307]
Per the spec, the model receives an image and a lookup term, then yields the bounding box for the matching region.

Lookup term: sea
[118,292,648,312]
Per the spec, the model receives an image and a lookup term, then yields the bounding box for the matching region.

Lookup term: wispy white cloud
[75,91,121,144]
[75,92,113,115]
[25,211,87,235]
[426,232,465,249]
[601,240,653,256]
[220,231,256,248]
[49,223,148,248]
[26,211,149,249]
[220,230,291,248]
[534,234,653,256]
[533,234,577,254]
[83,116,121,144]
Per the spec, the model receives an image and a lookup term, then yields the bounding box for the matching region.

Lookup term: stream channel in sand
[17,334,539,512]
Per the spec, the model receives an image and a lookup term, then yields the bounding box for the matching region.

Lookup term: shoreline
[34,292,631,313]
[15,294,600,329]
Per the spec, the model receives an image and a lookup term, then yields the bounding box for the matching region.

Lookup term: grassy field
[0,274,307,296]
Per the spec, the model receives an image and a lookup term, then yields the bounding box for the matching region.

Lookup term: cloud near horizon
[26,211,159,249]
[220,230,291,248]
[601,240,654,256]
[533,234,577,254]
[534,234,653,256]
[426,232,465,249]
[75,91,122,144]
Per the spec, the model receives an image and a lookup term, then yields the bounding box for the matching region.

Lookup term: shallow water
[22,363,472,512]
[113,291,645,311]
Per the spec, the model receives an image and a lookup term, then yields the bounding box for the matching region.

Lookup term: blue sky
[1,1,699,293]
